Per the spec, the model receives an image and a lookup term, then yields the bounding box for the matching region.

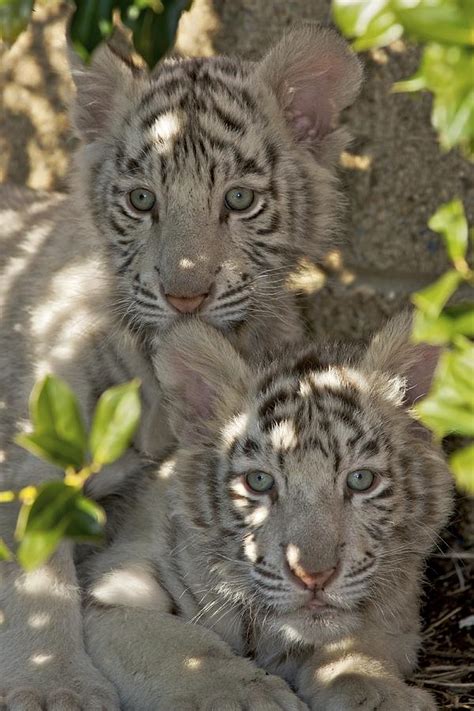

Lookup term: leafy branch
[412,200,474,492]
[332,0,474,493]
[333,0,474,157]
[0,376,141,569]
[0,0,192,68]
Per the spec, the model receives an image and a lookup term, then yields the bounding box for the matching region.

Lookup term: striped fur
[81,314,452,710]
[0,27,361,704]
[71,24,362,343]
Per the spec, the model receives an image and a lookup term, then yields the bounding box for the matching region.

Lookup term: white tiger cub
[81,314,452,710]
[0,25,362,707]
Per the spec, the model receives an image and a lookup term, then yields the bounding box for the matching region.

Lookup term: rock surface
[1,0,473,340]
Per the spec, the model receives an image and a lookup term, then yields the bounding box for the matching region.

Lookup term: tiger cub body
[0,26,362,705]
[82,314,452,710]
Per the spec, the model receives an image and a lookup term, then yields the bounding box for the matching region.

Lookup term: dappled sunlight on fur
[91,564,171,611]
[79,315,451,710]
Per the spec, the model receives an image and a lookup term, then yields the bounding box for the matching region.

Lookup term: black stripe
[260,413,292,433]
[371,484,394,500]
[292,352,325,376]
[258,388,292,419]
[135,297,161,311]
[253,241,288,256]
[213,294,249,313]
[126,157,141,174]
[110,218,127,237]
[200,73,258,117]
[114,203,143,222]
[264,140,278,171]
[216,282,247,301]
[211,101,246,135]
[117,248,139,275]
[254,566,284,582]
[241,438,260,456]
[241,157,266,176]
[241,203,266,221]
[136,284,158,301]
[241,246,270,269]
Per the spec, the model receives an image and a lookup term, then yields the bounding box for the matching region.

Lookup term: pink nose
[166,293,207,314]
[289,562,338,591]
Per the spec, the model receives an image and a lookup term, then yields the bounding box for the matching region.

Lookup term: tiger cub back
[83,313,452,710]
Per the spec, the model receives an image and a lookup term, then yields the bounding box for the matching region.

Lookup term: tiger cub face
[155,314,452,644]
[71,25,361,341]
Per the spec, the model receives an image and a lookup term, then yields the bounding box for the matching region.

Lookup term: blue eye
[128,188,156,211]
[225,187,255,211]
[245,471,274,493]
[346,469,375,493]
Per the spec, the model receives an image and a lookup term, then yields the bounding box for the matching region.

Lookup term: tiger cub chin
[81,312,452,711]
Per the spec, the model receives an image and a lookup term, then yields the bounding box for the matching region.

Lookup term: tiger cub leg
[0,455,120,710]
[296,623,435,711]
[83,566,306,711]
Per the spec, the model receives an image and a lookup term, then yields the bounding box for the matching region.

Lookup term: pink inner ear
[284,74,334,144]
[166,345,219,426]
[405,344,441,407]
[184,376,214,422]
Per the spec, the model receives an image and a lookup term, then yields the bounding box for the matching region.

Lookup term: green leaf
[18,375,88,469]
[414,347,474,438]
[416,398,474,437]
[122,0,191,69]
[332,0,403,51]
[16,481,105,569]
[89,379,141,465]
[460,0,474,24]
[449,344,474,392]
[69,0,116,60]
[397,3,474,46]
[0,0,33,45]
[20,481,78,533]
[428,199,469,264]
[333,0,474,49]
[0,538,12,561]
[449,306,474,337]
[413,303,474,344]
[450,444,474,494]
[63,496,105,541]
[412,270,461,318]
[412,309,454,344]
[397,43,474,157]
[17,528,68,571]
[16,432,85,471]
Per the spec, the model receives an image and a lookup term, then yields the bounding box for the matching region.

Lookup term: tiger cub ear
[69,30,145,142]
[257,23,363,163]
[153,320,250,444]
[363,311,442,409]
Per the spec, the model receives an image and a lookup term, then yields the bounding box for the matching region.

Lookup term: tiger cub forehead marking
[73,25,363,342]
[237,361,388,467]
[149,112,183,150]
[123,57,276,187]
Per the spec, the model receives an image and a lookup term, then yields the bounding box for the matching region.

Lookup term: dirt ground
[418,494,473,709]
[0,1,473,708]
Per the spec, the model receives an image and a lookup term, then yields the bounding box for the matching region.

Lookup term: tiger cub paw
[162,664,307,710]
[0,657,120,710]
[309,673,436,711]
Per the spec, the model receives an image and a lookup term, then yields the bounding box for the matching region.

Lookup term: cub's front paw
[309,673,436,711]
[0,656,120,710]
[160,665,307,711]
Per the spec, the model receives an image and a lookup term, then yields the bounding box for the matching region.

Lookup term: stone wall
[1,0,473,340]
